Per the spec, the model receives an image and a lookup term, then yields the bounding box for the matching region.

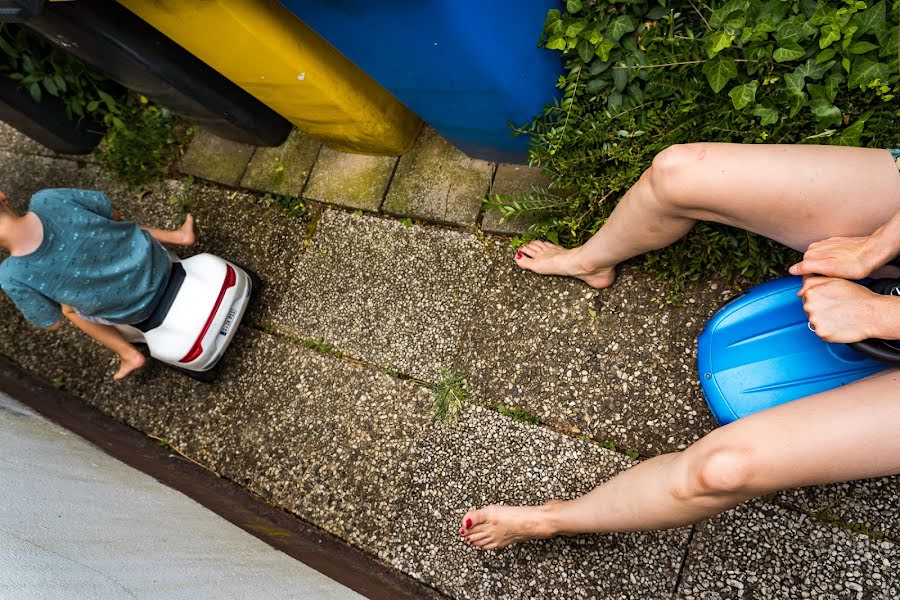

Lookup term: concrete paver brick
[179,128,255,186]
[481,164,549,236]
[304,147,397,212]
[384,127,493,227]
[241,129,321,197]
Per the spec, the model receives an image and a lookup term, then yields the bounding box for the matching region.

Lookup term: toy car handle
[847,277,900,367]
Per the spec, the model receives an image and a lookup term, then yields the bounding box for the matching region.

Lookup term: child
[0,188,195,380]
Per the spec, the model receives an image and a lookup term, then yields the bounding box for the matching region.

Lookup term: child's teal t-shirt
[0,188,171,328]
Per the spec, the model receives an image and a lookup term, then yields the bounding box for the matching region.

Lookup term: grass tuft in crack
[497,404,541,425]
[429,370,469,423]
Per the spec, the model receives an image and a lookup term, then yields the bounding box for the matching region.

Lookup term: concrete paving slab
[386,407,689,600]
[305,147,397,212]
[455,247,724,455]
[778,477,900,542]
[0,120,54,156]
[481,164,549,236]
[0,393,363,600]
[241,129,321,197]
[678,501,900,599]
[0,150,99,207]
[384,127,493,227]
[180,128,255,187]
[275,209,493,380]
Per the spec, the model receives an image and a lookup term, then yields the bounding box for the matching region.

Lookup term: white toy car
[114,253,254,381]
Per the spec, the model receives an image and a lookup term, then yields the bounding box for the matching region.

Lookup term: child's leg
[516,144,900,288]
[461,368,900,549]
[61,305,145,380]
[141,213,195,247]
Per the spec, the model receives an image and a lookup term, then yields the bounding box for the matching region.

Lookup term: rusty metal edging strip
[0,356,443,600]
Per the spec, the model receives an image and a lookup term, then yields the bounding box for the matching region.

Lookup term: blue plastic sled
[698,276,889,426]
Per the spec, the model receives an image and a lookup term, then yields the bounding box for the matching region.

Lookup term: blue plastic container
[698,276,888,425]
[278,0,562,163]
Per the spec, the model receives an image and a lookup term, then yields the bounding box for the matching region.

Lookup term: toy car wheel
[170,364,218,383]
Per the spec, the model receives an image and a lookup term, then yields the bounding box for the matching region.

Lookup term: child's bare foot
[174,214,196,246]
[113,348,145,380]
[458,503,559,550]
[514,240,615,289]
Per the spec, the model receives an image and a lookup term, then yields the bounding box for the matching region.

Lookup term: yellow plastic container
[116,0,422,155]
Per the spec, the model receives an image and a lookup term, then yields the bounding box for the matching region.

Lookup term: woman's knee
[674,441,759,500]
[645,143,710,210]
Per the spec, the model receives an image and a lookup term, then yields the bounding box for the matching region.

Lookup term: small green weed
[400,217,413,228]
[428,370,469,423]
[51,377,65,390]
[301,337,339,356]
[496,403,542,425]
[264,192,306,219]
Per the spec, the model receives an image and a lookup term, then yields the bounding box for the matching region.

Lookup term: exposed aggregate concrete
[1,146,900,597]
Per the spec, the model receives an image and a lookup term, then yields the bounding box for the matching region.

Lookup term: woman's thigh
[692,368,900,493]
[663,143,900,251]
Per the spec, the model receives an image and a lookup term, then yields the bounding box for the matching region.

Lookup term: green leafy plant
[497,403,542,425]
[0,23,109,120]
[95,93,181,187]
[264,192,307,218]
[490,0,899,291]
[0,24,183,187]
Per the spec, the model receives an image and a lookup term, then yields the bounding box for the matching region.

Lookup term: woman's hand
[798,277,891,343]
[789,234,892,280]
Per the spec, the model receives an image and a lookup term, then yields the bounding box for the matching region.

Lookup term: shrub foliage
[489,0,899,289]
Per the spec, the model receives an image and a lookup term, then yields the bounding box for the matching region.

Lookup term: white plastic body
[115,253,251,372]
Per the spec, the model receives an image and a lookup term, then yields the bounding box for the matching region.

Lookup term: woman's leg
[61,305,145,380]
[517,144,900,288]
[460,368,900,549]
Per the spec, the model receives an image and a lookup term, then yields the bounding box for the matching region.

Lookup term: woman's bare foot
[174,214,196,246]
[113,348,146,380]
[459,503,559,550]
[514,240,615,289]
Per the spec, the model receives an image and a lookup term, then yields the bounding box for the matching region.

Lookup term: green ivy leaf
[794,59,833,80]
[810,99,842,126]
[847,41,878,54]
[847,59,891,89]
[565,20,587,38]
[818,22,841,48]
[709,0,750,28]
[595,38,615,62]
[607,15,637,42]
[784,71,806,97]
[705,30,735,58]
[646,5,668,20]
[612,66,628,92]
[566,0,583,14]
[28,81,40,102]
[545,36,567,50]
[849,1,885,37]
[702,56,738,93]
[751,106,779,125]
[728,81,758,109]
[815,48,836,63]
[773,43,806,62]
[576,39,594,63]
[829,118,866,146]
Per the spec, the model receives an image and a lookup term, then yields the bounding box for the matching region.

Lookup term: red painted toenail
[466,537,471,543]
[515,253,522,259]
[465,519,472,528]
[459,528,465,535]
